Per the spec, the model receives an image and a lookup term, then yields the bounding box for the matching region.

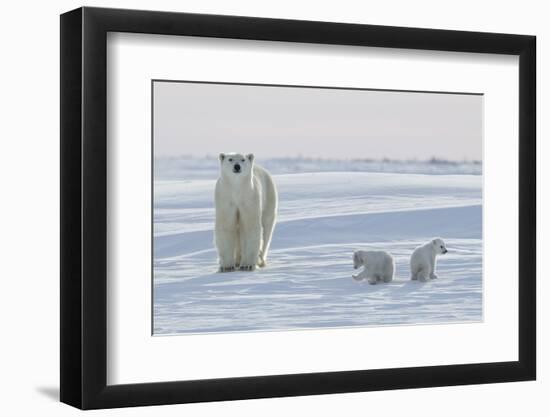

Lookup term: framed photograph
[60,6,536,410]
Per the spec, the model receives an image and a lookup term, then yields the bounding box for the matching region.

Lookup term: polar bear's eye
[241,159,245,162]
[440,245,444,249]
[228,158,233,162]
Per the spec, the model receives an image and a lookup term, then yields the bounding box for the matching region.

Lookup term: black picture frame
[60,6,536,410]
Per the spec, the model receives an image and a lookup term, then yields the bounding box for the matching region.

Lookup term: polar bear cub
[352,250,395,285]
[410,238,448,282]
[215,152,278,272]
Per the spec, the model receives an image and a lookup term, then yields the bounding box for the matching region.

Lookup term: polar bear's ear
[246,153,254,162]
[219,153,225,162]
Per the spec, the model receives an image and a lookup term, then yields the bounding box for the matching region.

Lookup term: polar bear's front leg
[238,209,262,271]
[215,207,238,272]
[216,226,237,272]
[417,270,430,282]
[430,257,438,279]
[413,263,430,282]
[234,226,241,268]
[353,268,377,284]
[352,268,369,281]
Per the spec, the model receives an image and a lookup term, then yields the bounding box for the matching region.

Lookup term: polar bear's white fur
[352,250,395,285]
[214,152,278,272]
[410,238,448,282]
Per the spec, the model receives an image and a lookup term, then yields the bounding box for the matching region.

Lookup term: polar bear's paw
[418,274,430,282]
[219,266,236,273]
[239,264,256,271]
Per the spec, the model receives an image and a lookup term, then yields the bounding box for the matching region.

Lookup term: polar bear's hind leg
[259,170,278,267]
[259,212,276,267]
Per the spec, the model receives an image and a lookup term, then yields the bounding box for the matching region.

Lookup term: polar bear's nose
[233,164,241,172]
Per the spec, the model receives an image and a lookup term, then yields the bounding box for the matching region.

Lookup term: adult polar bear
[215,153,278,272]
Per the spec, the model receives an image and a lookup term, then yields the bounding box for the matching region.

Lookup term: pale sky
[153,81,482,161]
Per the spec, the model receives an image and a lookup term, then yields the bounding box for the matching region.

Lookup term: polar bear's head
[432,238,448,254]
[353,251,364,269]
[219,152,254,177]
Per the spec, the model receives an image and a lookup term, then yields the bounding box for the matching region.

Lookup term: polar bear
[352,250,395,285]
[410,238,448,282]
[214,152,278,272]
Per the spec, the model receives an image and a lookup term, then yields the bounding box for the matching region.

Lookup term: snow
[154,156,482,180]
[153,159,482,335]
